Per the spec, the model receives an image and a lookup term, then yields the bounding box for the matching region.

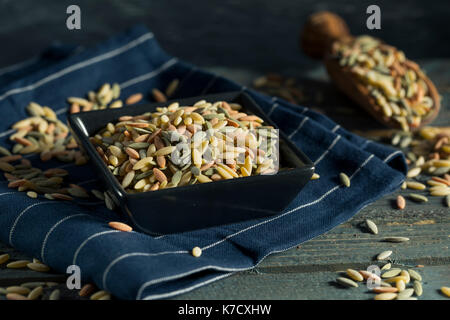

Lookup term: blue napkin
[0,25,406,300]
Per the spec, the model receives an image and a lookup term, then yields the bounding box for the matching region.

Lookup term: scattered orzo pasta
[90,99,282,194]
[333,35,436,131]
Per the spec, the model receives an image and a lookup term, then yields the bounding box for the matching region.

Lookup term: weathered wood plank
[258,191,449,271]
[259,224,449,271]
[0,0,448,300]
[1,0,450,73]
[0,62,447,299]
[174,265,449,300]
[0,282,83,300]
[0,244,65,286]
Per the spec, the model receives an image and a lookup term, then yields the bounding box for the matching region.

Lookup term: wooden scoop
[300,11,440,131]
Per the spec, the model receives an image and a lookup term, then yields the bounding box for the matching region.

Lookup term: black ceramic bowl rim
[68,91,315,233]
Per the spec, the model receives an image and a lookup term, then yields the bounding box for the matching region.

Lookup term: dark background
[0,0,449,74]
[0,1,449,300]
[0,0,449,130]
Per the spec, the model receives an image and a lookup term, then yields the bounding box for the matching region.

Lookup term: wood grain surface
[0,1,448,300]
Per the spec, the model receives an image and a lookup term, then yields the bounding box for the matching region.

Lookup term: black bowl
[68,91,314,235]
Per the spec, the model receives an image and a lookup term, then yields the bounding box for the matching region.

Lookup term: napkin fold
[0,25,406,300]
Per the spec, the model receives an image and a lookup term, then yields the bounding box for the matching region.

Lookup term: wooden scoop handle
[300,11,352,59]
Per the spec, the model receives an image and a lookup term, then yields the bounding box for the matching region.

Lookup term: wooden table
[0,60,448,300]
[0,0,449,300]
[178,61,450,300]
